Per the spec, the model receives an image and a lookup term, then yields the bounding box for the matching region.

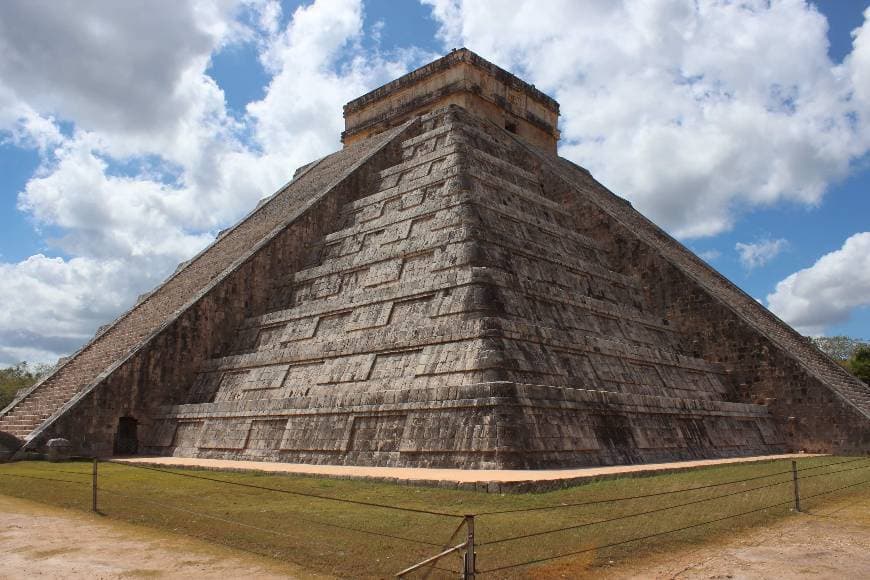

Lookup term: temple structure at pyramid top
[1,49,868,467]
[342,48,560,152]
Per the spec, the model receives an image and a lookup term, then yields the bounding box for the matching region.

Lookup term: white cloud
[0,1,230,146]
[735,238,788,270]
[3,0,869,366]
[848,6,870,109]
[767,232,870,335]
[256,1,283,37]
[423,0,870,238]
[0,81,64,152]
[249,0,427,159]
[697,249,721,262]
[0,0,426,363]
[0,254,163,366]
[19,134,214,260]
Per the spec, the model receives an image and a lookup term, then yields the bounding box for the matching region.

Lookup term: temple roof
[342,48,560,153]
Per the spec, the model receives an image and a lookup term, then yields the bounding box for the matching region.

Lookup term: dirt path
[0,495,327,579]
[595,494,870,579]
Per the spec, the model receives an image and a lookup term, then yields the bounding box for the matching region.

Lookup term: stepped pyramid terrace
[1,49,868,468]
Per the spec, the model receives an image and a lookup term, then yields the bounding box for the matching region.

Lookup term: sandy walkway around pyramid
[115,453,819,490]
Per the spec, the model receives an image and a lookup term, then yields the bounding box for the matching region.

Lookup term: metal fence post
[92,457,98,513]
[791,460,801,512]
[463,515,475,580]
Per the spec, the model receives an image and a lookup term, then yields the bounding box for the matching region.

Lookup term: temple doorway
[113,416,138,456]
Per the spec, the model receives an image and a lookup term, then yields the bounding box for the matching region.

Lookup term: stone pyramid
[2,49,868,467]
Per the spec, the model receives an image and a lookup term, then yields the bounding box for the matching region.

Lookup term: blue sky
[0,0,868,364]
[688,0,870,339]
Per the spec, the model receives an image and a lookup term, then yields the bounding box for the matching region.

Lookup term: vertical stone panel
[171,421,204,450]
[245,420,286,452]
[347,415,407,452]
[199,418,252,450]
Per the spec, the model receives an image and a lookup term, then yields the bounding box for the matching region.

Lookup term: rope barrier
[106,460,461,518]
[0,471,89,486]
[803,483,870,519]
[477,477,794,546]
[3,455,868,577]
[801,476,870,500]
[798,456,870,470]
[478,499,795,573]
[477,475,870,574]
[7,465,93,478]
[793,462,870,481]
[477,470,795,516]
[98,485,444,547]
[476,456,869,516]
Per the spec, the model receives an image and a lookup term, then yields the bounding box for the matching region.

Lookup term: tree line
[810,335,870,383]
[0,362,53,410]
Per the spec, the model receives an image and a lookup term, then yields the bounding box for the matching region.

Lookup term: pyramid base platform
[139,382,785,469]
[114,452,817,493]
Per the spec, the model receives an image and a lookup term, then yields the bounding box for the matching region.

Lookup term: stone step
[1,415,49,424]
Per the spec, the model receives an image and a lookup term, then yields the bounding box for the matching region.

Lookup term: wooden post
[463,515,475,580]
[92,457,98,513]
[791,460,801,512]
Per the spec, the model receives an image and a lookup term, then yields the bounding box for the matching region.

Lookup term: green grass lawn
[1,456,868,578]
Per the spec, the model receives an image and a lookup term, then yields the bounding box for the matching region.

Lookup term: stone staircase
[676,243,870,419]
[0,385,79,439]
[793,350,870,417]
[528,136,870,421]
[644,218,870,419]
[0,124,409,447]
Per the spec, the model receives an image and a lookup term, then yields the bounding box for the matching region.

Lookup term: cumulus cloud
[248,0,424,162]
[0,0,425,363]
[696,249,721,262]
[0,254,160,365]
[3,0,870,364]
[849,6,870,109]
[735,238,788,270]
[423,0,870,238]
[19,135,215,260]
[767,233,870,335]
[0,0,235,149]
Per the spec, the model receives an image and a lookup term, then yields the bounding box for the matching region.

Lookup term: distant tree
[0,362,53,410]
[810,335,870,361]
[849,347,870,384]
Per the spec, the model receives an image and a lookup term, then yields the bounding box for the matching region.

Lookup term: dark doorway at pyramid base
[113,416,139,456]
[139,383,786,469]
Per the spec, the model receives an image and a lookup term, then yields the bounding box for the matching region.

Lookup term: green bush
[0,362,51,409]
[849,347,870,383]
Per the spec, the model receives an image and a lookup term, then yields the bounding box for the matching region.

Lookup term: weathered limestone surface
[0,121,413,456]
[1,49,867,467]
[343,48,560,153]
[533,154,870,454]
